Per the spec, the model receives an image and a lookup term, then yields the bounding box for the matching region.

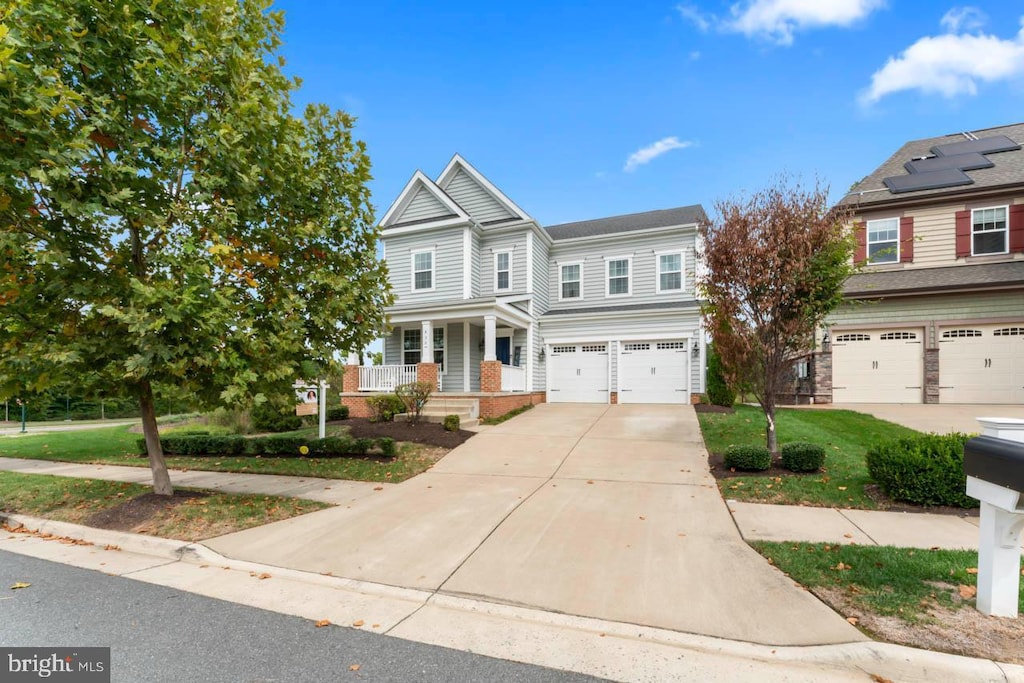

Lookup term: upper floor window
[867,218,899,264]
[972,206,1008,255]
[606,257,631,297]
[411,250,434,291]
[657,252,683,293]
[494,251,511,291]
[559,263,581,300]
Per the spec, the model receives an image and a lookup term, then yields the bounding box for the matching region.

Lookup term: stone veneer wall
[924,348,939,404]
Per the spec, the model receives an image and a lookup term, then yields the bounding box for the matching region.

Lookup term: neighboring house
[784,123,1024,405]
[341,155,708,417]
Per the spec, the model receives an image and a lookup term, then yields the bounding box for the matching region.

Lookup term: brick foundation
[341,395,373,418]
[478,391,546,418]
[343,364,360,393]
[480,360,502,392]
[417,362,439,391]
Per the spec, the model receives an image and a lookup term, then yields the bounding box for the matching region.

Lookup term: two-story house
[341,155,708,418]
[786,123,1024,405]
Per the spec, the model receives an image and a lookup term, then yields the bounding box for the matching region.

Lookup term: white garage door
[939,325,1024,404]
[618,340,689,404]
[547,343,609,403]
[832,329,923,403]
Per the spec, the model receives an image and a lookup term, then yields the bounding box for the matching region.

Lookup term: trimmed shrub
[251,402,302,433]
[376,437,396,457]
[706,346,736,408]
[395,381,434,424]
[351,438,374,455]
[366,394,405,423]
[249,435,308,456]
[724,444,772,471]
[326,406,350,421]
[443,414,460,432]
[780,442,826,472]
[866,433,976,508]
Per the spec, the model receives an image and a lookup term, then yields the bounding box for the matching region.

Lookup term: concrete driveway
[206,404,862,647]
[821,403,1024,434]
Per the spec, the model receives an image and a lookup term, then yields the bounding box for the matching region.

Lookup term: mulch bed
[694,404,735,414]
[84,490,208,532]
[707,452,804,480]
[338,417,475,449]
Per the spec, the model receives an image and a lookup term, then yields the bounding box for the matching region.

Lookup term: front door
[496,337,511,365]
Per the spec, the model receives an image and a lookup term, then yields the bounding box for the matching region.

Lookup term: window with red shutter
[955,210,971,258]
[899,216,914,262]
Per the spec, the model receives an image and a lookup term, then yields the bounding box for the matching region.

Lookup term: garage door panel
[940,325,1024,404]
[832,329,923,404]
[618,340,689,404]
[548,344,609,403]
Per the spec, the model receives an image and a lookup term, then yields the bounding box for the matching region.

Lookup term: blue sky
[274,0,1024,225]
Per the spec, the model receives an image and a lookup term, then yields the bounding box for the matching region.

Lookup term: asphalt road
[0,550,606,683]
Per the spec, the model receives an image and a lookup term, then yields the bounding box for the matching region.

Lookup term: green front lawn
[0,425,441,483]
[698,405,921,508]
[753,541,1023,621]
[0,470,328,541]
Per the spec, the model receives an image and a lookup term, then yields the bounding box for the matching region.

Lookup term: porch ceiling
[386,298,532,329]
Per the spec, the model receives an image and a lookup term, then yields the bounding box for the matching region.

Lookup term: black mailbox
[964,436,1024,493]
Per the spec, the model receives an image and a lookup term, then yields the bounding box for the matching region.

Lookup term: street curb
[3,513,1023,683]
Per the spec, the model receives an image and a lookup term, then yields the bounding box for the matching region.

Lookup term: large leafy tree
[0,0,392,494]
[699,179,854,452]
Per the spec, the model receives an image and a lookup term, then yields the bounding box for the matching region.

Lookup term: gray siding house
[786,123,1024,405]
[354,155,707,410]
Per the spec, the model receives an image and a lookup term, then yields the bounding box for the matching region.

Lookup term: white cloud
[862,20,1024,104]
[940,6,987,33]
[677,4,711,32]
[689,50,702,60]
[725,0,885,46]
[623,137,692,173]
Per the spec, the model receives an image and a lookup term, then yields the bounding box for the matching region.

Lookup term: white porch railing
[501,364,526,392]
[359,365,417,391]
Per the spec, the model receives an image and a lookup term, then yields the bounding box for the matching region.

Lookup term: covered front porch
[350,299,539,394]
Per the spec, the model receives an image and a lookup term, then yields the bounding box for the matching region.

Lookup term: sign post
[318,380,327,439]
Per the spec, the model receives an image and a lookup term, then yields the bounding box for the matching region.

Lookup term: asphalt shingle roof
[543,206,707,241]
[841,122,1024,207]
[843,261,1024,297]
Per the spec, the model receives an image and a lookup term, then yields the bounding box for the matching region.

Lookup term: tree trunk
[138,380,173,496]
[764,405,778,454]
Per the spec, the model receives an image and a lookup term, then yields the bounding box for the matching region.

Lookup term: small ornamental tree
[699,179,854,452]
[0,1,392,495]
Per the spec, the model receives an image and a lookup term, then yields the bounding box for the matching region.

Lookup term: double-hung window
[866,218,899,264]
[411,250,434,291]
[972,206,1008,255]
[402,327,445,370]
[559,263,581,300]
[606,257,631,297]
[657,252,683,292]
[495,252,511,291]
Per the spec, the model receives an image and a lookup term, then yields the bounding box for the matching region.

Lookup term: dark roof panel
[883,168,972,194]
[904,152,994,174]
[844,261,1024,297]
[544,205,707,241]
[932,135,1020,157]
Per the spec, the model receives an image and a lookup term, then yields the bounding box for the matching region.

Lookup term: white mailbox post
[965,418,1024,618]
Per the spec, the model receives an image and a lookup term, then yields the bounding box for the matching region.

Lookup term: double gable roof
[842,122,1024,209]
[380,155,530,230]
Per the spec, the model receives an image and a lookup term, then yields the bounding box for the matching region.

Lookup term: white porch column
[526,322,534,392]
[484,315,497,361]
[346,351,359,366]
[463,322,471,391]
[421,320,432,364]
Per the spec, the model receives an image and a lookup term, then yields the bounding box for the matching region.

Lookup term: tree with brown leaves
[699,179,855,452]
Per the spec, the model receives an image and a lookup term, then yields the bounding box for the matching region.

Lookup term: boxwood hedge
[865,433,977,508]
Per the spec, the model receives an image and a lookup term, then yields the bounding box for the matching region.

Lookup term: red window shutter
[955,210,971,258]
[853,222,866,263]
[1009,204,1024,253]
[899,216,914,262]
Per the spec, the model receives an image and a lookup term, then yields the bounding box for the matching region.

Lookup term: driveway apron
[205,404,862,646]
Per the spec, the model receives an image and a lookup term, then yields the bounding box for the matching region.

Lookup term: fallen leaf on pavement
[352,620,364,627]
[373,486,383,491]
[10,582,31,590]
[315,620,331,628]
[846,616,858,625]
[869,675,894,683]
[843,534,853,539]
[349,664,361,671]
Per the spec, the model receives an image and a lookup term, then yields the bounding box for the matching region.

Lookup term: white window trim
[401,327,421,366]
[494,250,512,292]
[866,217,899,265]
[432,325,447,374]
[655,250,684,294]
[411,248,436,293]
[604,255,633,299]
[401,325,447,373]
[971,205,1010,256]
[558,260,583,302]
